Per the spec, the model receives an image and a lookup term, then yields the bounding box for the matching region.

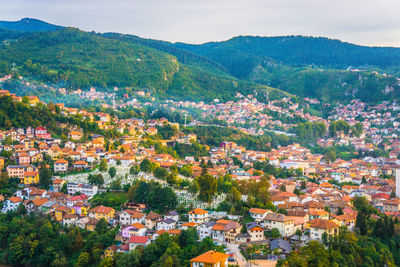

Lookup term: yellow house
[55,206,74,222]
[0,157,4,170]
[23,171,39,185]
[88,205,115,221]
[103,245,118,258]
[27,96,40,105]
[86,218,99,231]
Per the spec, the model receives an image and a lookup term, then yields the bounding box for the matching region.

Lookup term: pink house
[35,127,51,139]
[18,154,31,165]
[122,225,136,239]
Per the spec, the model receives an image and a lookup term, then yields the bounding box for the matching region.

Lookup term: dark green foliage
[108,167,117,178]
[292,121,326,142]
[39,164,52,189]
[128,181,177,212]
[0,18,61,32]
[88,174,104,186]
[196,173,217,202]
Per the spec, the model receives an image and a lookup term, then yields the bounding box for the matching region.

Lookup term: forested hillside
[1,19,400,103]
[0,27,285,102]
[174,36,400,103]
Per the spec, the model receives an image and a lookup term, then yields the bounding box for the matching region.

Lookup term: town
[0,84,398,266]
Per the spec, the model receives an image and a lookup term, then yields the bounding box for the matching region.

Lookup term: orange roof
[320,182,333,188]
[55,159,68,164]
[131,223,145,229]
[189,208,208,215]
[166,229,181,235]
[53,179,65,184]
[32,198,49,206]
[90,205,114,214]
[74,160,88,165]
[182,222,197,227]
[309,219,339,229]
[8,197,22,203]
[190,250,229,264]
[249,208,268,214]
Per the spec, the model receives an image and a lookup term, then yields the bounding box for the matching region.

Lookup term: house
[264,213,295,237]
[270,239,292,254]
[18,153,30,165]
[211,219,242,243]
[67,183,98,198]
[73,160,89,170]
[119,210,146,225]
[188,208,209,223]
[103,245,118,258]
[332,214,357,231]
[69,131,83,141]
[52,179,66,192]
[121,223,146,239]
[54,159,69,173]
[88,205,115,221]
[24,198,49,214]
[23,171,39,185]
[6,165,25,179]
[128,236,150,251]
[157,218,177,231]
[63,214,79,227]
[165,211,179,222]
[190,250,229,267]
[249,208,269,221]
[85,218,99,231]
[55,206,74,222]
[309,219,340,240]
[246,222,264,241]
[198,221,216,240]
[2,197,22,213]
[145,211,162,230]
[383,199,400,213]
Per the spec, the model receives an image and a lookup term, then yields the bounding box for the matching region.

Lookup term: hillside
[0,27,286,101]
[0,18,61,32]
[1,18,400,103]
[174,36,400,102]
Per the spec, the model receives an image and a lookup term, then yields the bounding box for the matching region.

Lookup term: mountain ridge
[0,18,399,103]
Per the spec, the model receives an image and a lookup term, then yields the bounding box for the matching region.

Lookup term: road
[226,243,277,267]
[226,243,248,267]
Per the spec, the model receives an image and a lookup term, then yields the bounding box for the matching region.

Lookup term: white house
[264,213,295,237]
[2,197,23,213]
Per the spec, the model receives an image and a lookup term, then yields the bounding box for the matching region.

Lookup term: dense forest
[1,19,400,103]
[0,26,283,102]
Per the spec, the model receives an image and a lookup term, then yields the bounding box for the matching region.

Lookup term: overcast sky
[1,0,400,46]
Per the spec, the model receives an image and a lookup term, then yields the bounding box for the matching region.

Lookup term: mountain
[0,18,61,32]
[173,36,400,102]
[0,18,399,103]
[0,27,284,102]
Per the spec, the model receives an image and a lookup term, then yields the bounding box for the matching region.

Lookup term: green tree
[154,167,169,180]
[140,159,153,173]
[197,173,217,202]
[99,159,108,171]
[39,165,52,189]
[130,165,140,175]
[108,167,117,178]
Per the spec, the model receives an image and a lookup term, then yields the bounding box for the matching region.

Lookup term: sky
[0,0,400,46]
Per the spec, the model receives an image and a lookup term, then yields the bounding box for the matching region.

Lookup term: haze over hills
[0,18,399,103]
